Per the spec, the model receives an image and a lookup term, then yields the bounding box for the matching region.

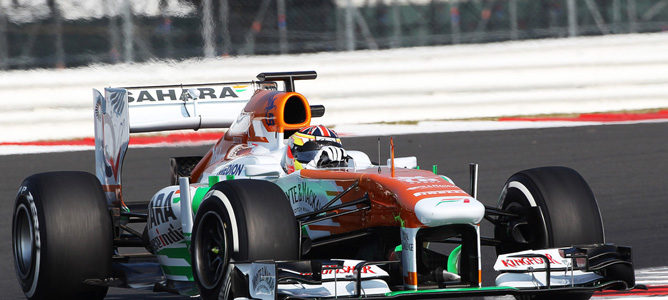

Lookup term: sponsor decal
[399,227,420,288]
[218,164,244,176]
[436,199,459,206]
[412,190,463,197]
[94,100,102,122]
[400,229,415,251]
[252,265,275,296]
[264,94,278,126]
[21,188,41,250]
[233,85,249,93]
[314,135,338,142]
[150,223,185,250]
[500,254,561,268]
[111,91,126,115]
[435,197,471,206]
[127,87,239,103]
[406,184,454,191]
[397,176,441,184]
[285,182,319,212]
[148,191,178,229]
[18,188,41,297]
[225,144,252,160]
[321,265,377,275]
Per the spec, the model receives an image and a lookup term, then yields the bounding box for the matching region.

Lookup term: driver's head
[284,125,347,172]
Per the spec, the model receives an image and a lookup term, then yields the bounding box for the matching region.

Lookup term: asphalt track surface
[1,122,666,299]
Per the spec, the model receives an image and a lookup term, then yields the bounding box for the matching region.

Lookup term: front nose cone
[414,196,485,227]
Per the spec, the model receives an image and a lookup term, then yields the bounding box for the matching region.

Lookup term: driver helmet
[284,125,347,173]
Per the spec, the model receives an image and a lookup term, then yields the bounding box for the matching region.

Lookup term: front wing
[229,244,635,299]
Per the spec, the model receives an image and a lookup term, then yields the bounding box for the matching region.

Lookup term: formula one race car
[12,71,636,300]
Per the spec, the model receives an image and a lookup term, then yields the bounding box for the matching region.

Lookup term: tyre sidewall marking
[16,186,41,298]
[505,180,551,247]
[218,261,234,299]
[204,190,239,253]
[507,181,537,207]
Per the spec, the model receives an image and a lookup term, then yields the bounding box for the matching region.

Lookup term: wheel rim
[505,201,537,244]
[13,204,34,280]
[194,211,229,290]
[502,190,548,250]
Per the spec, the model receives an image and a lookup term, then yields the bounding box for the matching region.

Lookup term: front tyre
[192,180,299,300]
[495,166,604,254]
[12,171,113,300]
[495,167,604,300]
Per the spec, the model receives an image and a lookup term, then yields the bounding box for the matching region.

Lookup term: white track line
[3,33,668,142]
[636,266,668,286]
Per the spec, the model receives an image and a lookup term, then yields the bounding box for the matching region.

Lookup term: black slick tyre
[12,171,113,300]
[191,179,299,300]
[494,167,604,300]
[495,166,604,254]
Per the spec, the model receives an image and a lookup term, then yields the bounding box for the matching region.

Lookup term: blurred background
[3,0,668,70]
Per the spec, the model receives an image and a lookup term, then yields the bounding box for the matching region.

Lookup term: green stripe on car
[385,286,518,296]
[160,265,194,280]
[192,186,211,214]
[157,247,191,264]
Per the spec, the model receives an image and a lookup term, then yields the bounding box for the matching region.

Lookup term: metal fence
[2,0,668,70]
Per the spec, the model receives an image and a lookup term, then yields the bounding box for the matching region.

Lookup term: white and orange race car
[13,71,636,300]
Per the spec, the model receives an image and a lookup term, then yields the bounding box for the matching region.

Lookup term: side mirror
[387,156,418,169]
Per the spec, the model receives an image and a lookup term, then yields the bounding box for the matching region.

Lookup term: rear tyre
[192,180,299,300]
[12,171,113,300]
[494,167,604,300]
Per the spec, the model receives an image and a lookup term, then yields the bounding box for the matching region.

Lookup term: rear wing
[93,80,277,208]
[124,81,277,133]
[93,71,320,209]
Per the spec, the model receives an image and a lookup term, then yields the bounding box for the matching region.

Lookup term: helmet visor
[294,150,321,164]
[293,141,342,163]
